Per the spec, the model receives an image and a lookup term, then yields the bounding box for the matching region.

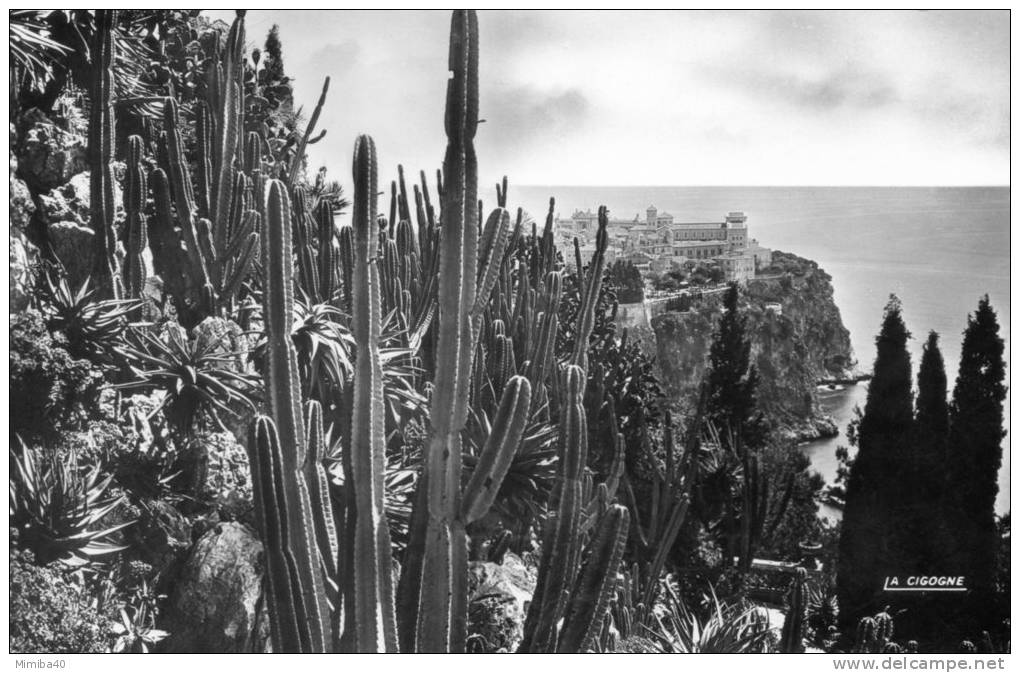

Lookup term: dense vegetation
[836,295,1008,651]
[8,9,1007,656]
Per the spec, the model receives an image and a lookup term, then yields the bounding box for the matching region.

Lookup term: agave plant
[9,440,132,566]
[463,407,558,527]
[40,273,143,362]
[115,326,259,437]
[109,603,169,653]
[253,296,425,428]
[641,582,775,653]
[290,296,355,400]
[806,580,840,648]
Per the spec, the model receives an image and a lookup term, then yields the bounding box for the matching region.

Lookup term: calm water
[515,186,1010,514]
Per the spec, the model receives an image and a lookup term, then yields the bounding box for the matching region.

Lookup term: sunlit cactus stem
[348,135,399,652]
[123,135,148,301]
[253,179,332,652]
[89,9,120,297]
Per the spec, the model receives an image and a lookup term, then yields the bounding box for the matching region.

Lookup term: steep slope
[651,251,858,441]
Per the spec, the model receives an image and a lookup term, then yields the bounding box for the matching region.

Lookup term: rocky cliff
[651,251,857,442]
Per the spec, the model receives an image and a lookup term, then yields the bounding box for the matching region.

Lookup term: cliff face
[651,252,856,442]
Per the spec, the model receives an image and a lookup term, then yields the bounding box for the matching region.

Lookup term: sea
[513,186,1010,517]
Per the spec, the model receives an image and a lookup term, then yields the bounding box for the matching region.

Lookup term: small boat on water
[821,485,846,509]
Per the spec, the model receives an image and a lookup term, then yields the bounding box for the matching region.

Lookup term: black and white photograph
[6,8,1010,661]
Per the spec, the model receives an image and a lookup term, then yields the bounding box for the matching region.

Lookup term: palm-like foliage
[641,582,775,653]
[115,326,259,436]
[9,440,132,566]
[10,10,73,93]
[40,273,142,361]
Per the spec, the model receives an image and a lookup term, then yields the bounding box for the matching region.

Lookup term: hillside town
[558,205,773,284]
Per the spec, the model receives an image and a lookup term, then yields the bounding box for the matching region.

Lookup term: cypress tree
[946,296,1006,598]
[705,283,759,440]
[909,331,950,570]
[837,296,913,629]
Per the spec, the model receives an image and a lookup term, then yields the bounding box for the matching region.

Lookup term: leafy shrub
[10,548,115,653]
[10,310,104,440]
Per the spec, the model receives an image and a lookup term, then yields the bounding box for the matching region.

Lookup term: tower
[646,205,657,226]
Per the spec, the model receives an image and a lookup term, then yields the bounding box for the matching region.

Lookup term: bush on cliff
[10,309,104,441]
[10,548,114,653]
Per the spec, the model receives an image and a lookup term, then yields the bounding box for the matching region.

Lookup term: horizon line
[509,183,1010,189]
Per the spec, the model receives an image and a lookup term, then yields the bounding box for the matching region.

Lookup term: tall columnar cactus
[780,568,808,653]
[89,9,120,298]
[250,179,333,652]
[395,12,542,653]
[409,9,478,653]
[570,206,609,372]
[347,135,399,652]
[123,135,148,300]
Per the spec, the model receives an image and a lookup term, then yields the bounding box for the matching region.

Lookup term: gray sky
[211,10,1009,187]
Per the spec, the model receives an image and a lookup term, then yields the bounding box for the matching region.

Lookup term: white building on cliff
[558,206,771,283]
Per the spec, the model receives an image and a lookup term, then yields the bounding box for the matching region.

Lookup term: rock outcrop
[16,109,88,192]
[652,252,856,442]
[161,522,270,653]
[466,552,537,653]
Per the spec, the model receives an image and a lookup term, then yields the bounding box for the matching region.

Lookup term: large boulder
[466,552,537,653]
[47,221,96,288]
[10,231,38,313]
[162,522,270,653]
[16,109,88,192]
[36,172,91,227]
[122,498,193,576]
[10,176,35,233]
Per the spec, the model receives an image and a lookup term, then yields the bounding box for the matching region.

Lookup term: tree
[608,260,645,303]
[705,283,759,439]
[945,296,1006,600]
[261,24,293,113]
[837,295,913,630]
[908,331,949,571]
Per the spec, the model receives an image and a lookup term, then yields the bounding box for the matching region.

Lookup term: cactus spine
[89,9,120,297]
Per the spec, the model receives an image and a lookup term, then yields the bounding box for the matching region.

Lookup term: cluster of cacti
[249,179,334,651]
[779,567,808,653]
[852,608,895,653]
[518,364,630,653]
[145,13,261,327]
[244,10,635,653]
[89,9,120,298]
[623,409,697,608]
